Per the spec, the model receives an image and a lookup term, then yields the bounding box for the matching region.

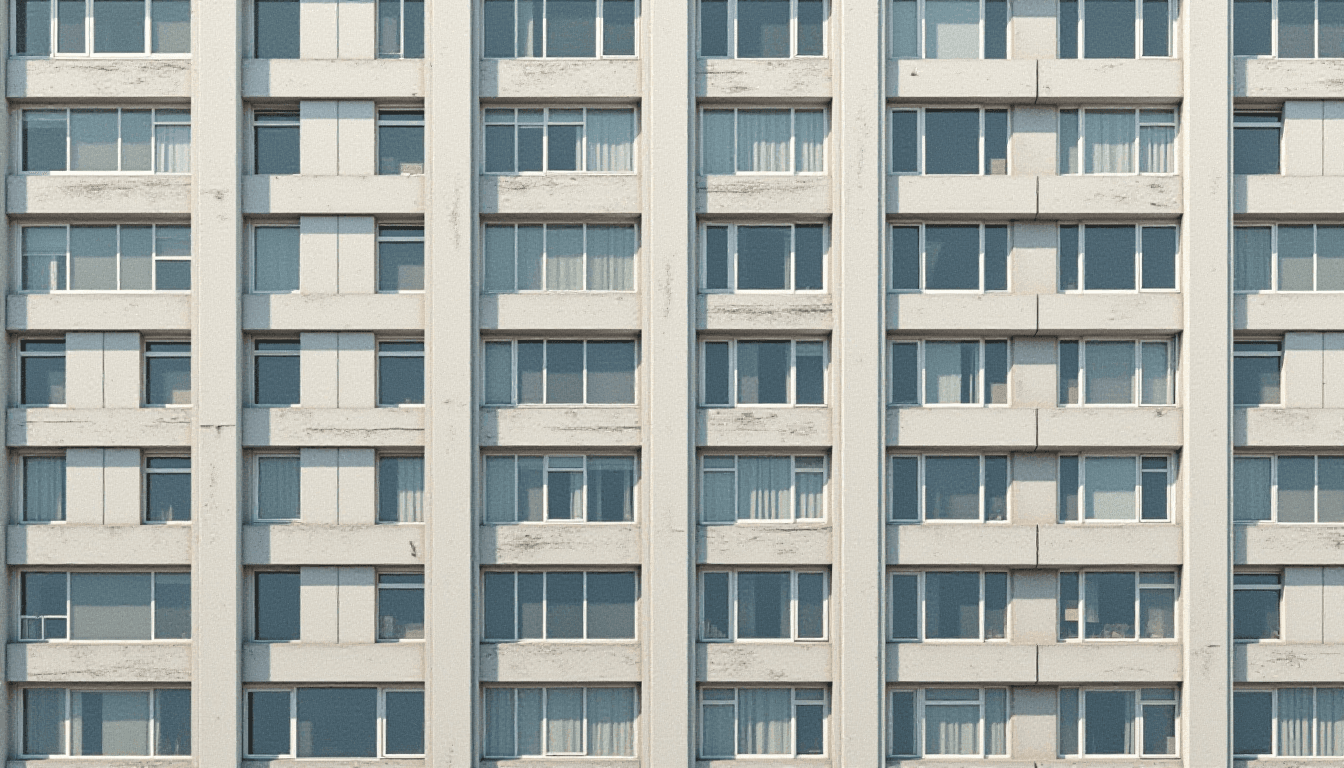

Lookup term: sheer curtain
[24,456,66,522]
[545,225,584,289]
[546,688,583,754]
[737,457,790,520]
[392,457,424,522]
[586,225,635,291]
[794,110,826,172]
[1319,689,1344,756]
[794,466,824,519]
[516,0,541,56]
[985,689,1008,755]
[1234,227,1273,291]
[517,457,545,522]
[155,125,190,173]
[737,689,791,754]
[737,110,791,172]
[516,688,543,755]
[1084,110,1136,173]
[1139,124,1174,173]
[925,0,981,58]
[257,457,300,519]
[1279,688,1314,756]
[586,688,635,756]
[925,703,978,755]
[585,110,634,171]
[483,689,515,757]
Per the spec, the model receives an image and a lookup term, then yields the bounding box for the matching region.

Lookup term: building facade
[1,0,1341,764]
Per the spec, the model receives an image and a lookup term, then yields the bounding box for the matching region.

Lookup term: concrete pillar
[300,448,340,524]
[300,0,339,59]
[1282,101,1324,176]
[337,0,377,59]
[338,101,377,175]
[101,332,141,409]
[300,101,340,175]
[101,448,141,525]
[65,332,104,408]
[300,216,340,294]
[337,216,377,293]
[1282,331,1324,408]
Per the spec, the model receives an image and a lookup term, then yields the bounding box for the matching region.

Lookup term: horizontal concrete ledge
[243,525,424,566]
[888,407,1036,449]
[697,761,831,768]
[1236,407,1344,448]
[699,175,831,216]
[1037,642,1182,683]
[883,762,1182,768]
[1236,57,1344,100]
[481,58,641,100]
[888,175,1036,218]
[887,525,1037,566]
[887,58,1035,101]
[1036,407,1183,449]
[8,524,191,566]
[699,58,832,100]
[242,642,423,683]
[699,408,832,447]
[700,294,833,332]
[1236,292,1344,331]
[1236,175,1344,216]
[242,293,424,331]
[8,293,191,332]
[481,174,641,216]
[1037,525,1181,566]
[478,524,641,566]
[699,642,831,683]
[243,175,424,215]
[7,174,191,216]
[483,292,641,331]
[7,642,191,682]
[1236,524,1344,565]
[1038,293,1183,333]
[887,643,1036,683]
[1037,58,1183,103]
[887,294,1036,333]
[242,761,425,768]
[7,58,191,100]
[481,407,641,448]
[243,58,424,98]
[699,525,832,566]
[7,408,193,447]
[481,642,640,683]
[1236,643,1344,683]
[1037,175,1182,218]
[241,407,425,447]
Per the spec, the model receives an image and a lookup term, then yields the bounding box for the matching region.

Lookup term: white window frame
[143,454,190,524]
[1058,570,1179,642]
[250,338,301,407]
[698,107,829,175]
[888,106,1010,175]
[482,0,640,58]
[700,222,828,293]
[699,454,827,524]
[250,223,300,294]
[1233,110,1284,175]
[1233,0,1344,59]
[699,338,829,407]
[16,223,192,294]
[482,222,638,293]
[699,0,827,59]
[481,685,640,758]
[1058,223,1181,292]
[251,452,301,523]
[250,107,301,175]
[888,453,1011,523]
[888,222,1011,293]
[482,569,639,642]
[1058,338,1176,407]
[1056,107,1179,176]
[376,109,425,176]
[887,687,1011,758]
[19,107,191,174]
[16,687,192,758]
[1233,686,1344,758]
[376,223,425,294]
[699,569,829,642]
[1233,223,1344,293]
[1233,454,1344,523]
[376,451,425,525]
[888,338,1011,406]
[482,107,638,174]
[10,0,192,58]
[1234,571,1283,642]
[1233,339,1283,407]
[376,0,423,59]
[243,686,426,759]
[18,451,66,524]
[17,337,66,408]
[18,570,190,642]
[142,338,190,408]
[888,0,1009,59]
[1057,453,1174,523]
[698,686,828,758]
[1059,686,1180,757]
[376,571,425,643]
[483,338,639,407]
[888,570,1009,642]
[483,453,639,524]
[377,338,425,408]
[1059,0,1176,58]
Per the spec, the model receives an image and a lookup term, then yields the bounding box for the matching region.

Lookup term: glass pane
[255,0,301,58]
[546,572,584,638]
[924,571,981,639]
[379,240,423,291]
[69,226,118,290]
[153,573,191,639]
[738,0,791,57]
[384,691,425,755]
[547,0,597,56]
[1082,225,1136,290]
[1281,0,1316,56]
[1234,588,1281,640]
[890,456,919,520]
[1324,0,1344,57]
[1277,455,1317,522]
[587,456,635,522]
[71,573,151,640]
[255,124,301,174]
[1141,226,1177,289]
[603,0,636,55]
[736,341,790,404]
[254,227,300,292]
[73,691,149,755]
[1084,689,1135,754]
[147,355,191,405]
[119,224,153,290]
[1084,341,1135,404]
[737,688,791,754]
[736,572,791,638]
[378,584,424,640]
[924,110,980,174]
[1085,456,1137,520]
[736,110,791,172]
[889,690,916,756]
[924,225,981,290]
[57,0,84,52]
[924,456,981,520]
[518,573,544,637]
[1319,457,1344,523]
[1142,0,1169,55]
[891,226,920,290]
[1234,125,1281,175]
[248,690,291,756]
[1318,226,1344,290]
[586,341,636,404]
[890,342,919,404]
[295,688,377,757]
[797,0,824,54]
[891,0,918,57]
[891,110,919,172]
[22,226,67,292]
[795,342,826,404]
[1141,342,1170,405]
[546,688,584,753]
[925,701,979,755]
[378,353,425,405]
[736,226,791,290]
[1084,111,1136,174]
[151,0,190,52]
[70,110,118,171]
[924,341,978,404]
[16,0,52,56]
[1084,0,1136,58]
[890,573,918,638]
[256,456,300,519]
[1234,0,1272,55]
[1278,225,1316,290]
[25,688,65,755]
[1084,571,1136,638]
[92,0,145,53]
[926,0,980,58]
[796,572,825,638]
[1139,585,1175,638]
[1234,354,1281,406]
[120,110,152,171]
[255,572,300,641]
[1233,691,1273,756]
[587,572,636,638]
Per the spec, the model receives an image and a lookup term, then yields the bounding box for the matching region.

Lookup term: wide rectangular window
[484,686,637,757]
[701,339,826,406]
[23,454,66,522]
[378,340,424,406]
[1057,339,1174,406]
[252,339,300,407]
[246,687,424,757]
[1234,687,1344,757]
[1058,687,1179,757]
[378,110,424,175]
[484,339,636,405]
[22,224,190,292]
[699,687,825,757]
[20,571,190,641]
[253,109,300,175]
[20,339,66,406]
[889,0,1008,59]
[19,688,190,757]
[889,339,1009,406]
[254,0,299,58]
[485,108,636,173]
[1234,573,1282,641]
[378,573,424,641]
[1058,571,1177,640]
[1235,455,1344,523]
[700,0,825,58]
[377,0,424,58]
[702,223,825,292]
[254,454,300,521]
[1234,224,1344,292]
[889,223,1009,292]
[15,0,190,56]
[1058,108,1176,174]
[701,108,827,174]
[143,340,190,406]
[378,455,424,523]
[485,570,637,640]
[1059,224,1177,291]
[1233,341,1282,406]
[700,570,826,641]
[889,454,1009,522]
[1234,111,1282,175]
[484,0,637,57]
[1235,0,1344,57]
[1058,455,1172,522]
[890,107,1008,175]
[889,571,1008,641]
[253,571,300,641]
[485,223,636,292]
[888,688,1008,757]
[701,454,826,522]
[23,108,189,173]
[252,225,300,293]
[144,456,190,522]
[379,225,424,292]
[1058,0,1172,57]
[485,454,636,523]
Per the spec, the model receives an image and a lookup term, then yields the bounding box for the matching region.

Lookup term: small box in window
[400,163,424,175]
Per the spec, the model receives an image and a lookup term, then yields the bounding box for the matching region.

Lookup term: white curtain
[985,689,1007,755]
[1084,110,1136,174]
[737,110,791,172]
[546,688,583,754]
[586,225,635,291]
[737,457,790,520]
[483,689,515,757]
[1084,457,1137,520]
[1279,688,1314,756]
[516,0,540,55]
[795,469,824,519]
[1139,125,1174,173]
[1318,689,1344,756]
[794,110,826,172]
[586,688,634,756]
[544,225,584,289]
[737,689,791,755]
[155,125,190,173]
[702,111,737,173]
[24,456,65,522]
[1235,227,1273,292]
[926,0,981,58]
[585,110,634,172]
[257,456,300,520]
[392,457,424,522]
[72,691,149,756]
[925,704,978,755]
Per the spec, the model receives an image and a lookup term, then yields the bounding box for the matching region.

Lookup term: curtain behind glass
[385,456,424,522]
[484,689,515,756]
[586,225,635,290]
[737,111,791,172]
[1319,688,1344,756]
[737,457,790,519]
[794,111,826,172]
[1279,688,1313,756]
[737,689,790,754]
[1234,227,1273,291]
[25,456,65,522]
[1139,124,1173,173]
[517,0,541,56]
[586,110,634,171]
[1085,111,1136,173]
[926,0,981,58]
[546,688,583,753]
[925,703,978,755]
[795,467,823,518]
[545,225,584,289]
[257,457,300,519]
[155,125,190,172]
[985,689,1007,754]
[586,688,634,756]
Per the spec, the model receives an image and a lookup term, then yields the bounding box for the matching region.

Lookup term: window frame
[376,108,425,176]
[251,452,302,523]
[376,338,425,407]
[143,454,190,524]
[699,338,829,407]
[1233,0,1344,59]
[698,107,829,175]
[482,0,640,59]
[482,568,639,642]
[250,222,301,294]
[1233,223,1344,293]
[700,221,828,293]
[888,222,1011,293]
[377,451,425,525]
[16,686,192,758]
[250,337,301,408]
[17,337,66,408]
[1058,686,1180,757]
[888,0,1010,60]
[1233,110,1284,176]
[483,453,639,524]
[1233,453,1344,523]
[19,107,191,174]
[1232,686,1344,758]
[251,569,301,642]
[699,569,829,642]
[699,0,828,59]
[1233,339,1283,407]
[483,338,638,407]
[10,0,192,58]
[697,686,828,758]
[18,569,191,643]
[887,687,1010,758]
[243,686,426,759]
[482,222,638,293]
[142,338,191,407]
[377,223,425,293]
[1057,337,1176,407]
[1057,453,1174,523]
[481,684,640,758]
[17,223,192,294]
[1056,107,1179,176]
[888,453,1011,524]
[1057,223,1181,292]
[1234,571,1283,642]
[377,0,424,59]
[482,106,638,174]
[17,451,66,524]
[376,571,424,642]
[888,570,1010,643]
[888,106,1010,175]
[1058,0,1176,58]
[1058,569,1180,641]
[251,107,301,176]
[888,338,1011,407]
[698,453,828,524]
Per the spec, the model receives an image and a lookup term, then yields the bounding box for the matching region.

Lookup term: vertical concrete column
[65,332,104,408]
[192,0,244,763]
[1181,0,1232,759]
[835,0,884,763]
[425,0,476,764]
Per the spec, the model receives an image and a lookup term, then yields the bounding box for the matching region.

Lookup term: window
[19,688,190,757]
[1234,341,1282,406]
[1235,0,1344,57]
[247,688,424,757]
[14,0,190,56]
[379,225,424,292]
[485,223,636,292]
[889,454,1009,522]
[1059,224,1177,292]
[699,687,825,757]
[254,0,299,58]
[1234,111,1282,175]
[22,108,189,173]
[378,455,424,523]
[377,0,424,58]
[700,0,825,58]
[1058,455,1172,522]
[19,571,190,641]
[1058,339,1173,406]
[890,339,1008,406]
[701,108,827,174]
[20,339,65,406]
[890,107,1007,175]
[889,571,1007,641]
[1235,224,1344,292]
[378,341,424,406]
[1235,687,1344,757]
[890,0,1007,58]
[1058,687,1178,757]
[485,454,635,523]
[700,570,826,641]
[888,688,1007,757]
[252,339,300,407]
[378,573,424,640]
[22,454,65,522]
[254,455,300,521]
[144,456,189,522]
[483,0,636,57]
[701,339,826,406]
[484,339,636,405]
[889,224,1008,292]
[701,455,826,522]
[1235,455,1344,522]
[253,225,300,293]
[703,223,824,292]
[1059,109,1175,176]
[1234,573,1282,641]
[143,340,190,406]
[485,686,636,757]
[254,109,300,175]
[485,571,637,640]
[1059,571,1176,640]
[378,110,424,175]
[485,108,636,173]
[1058,0,1172,58]
[22,224,191,292]
[253,571,300,641]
